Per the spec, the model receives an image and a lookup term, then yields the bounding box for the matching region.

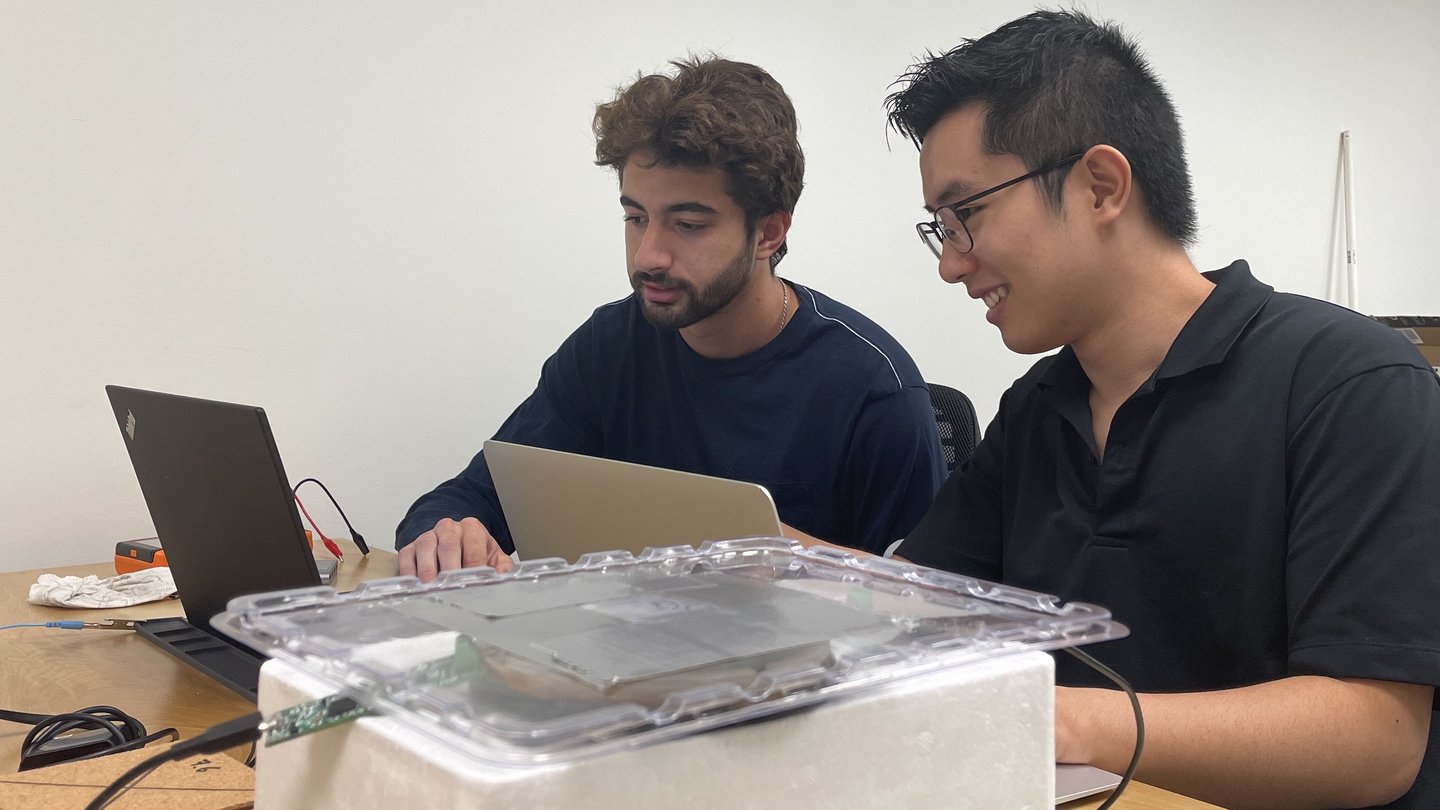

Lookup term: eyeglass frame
[915,152,1086,259]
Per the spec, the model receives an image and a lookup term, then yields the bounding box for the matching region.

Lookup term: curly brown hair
[594,56,804,265]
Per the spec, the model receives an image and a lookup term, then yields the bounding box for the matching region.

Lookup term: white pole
[1340,131,1359,311]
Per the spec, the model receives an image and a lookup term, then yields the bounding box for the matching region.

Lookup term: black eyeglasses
[915,152,1085,258]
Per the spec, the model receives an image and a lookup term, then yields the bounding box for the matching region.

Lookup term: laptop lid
[1054,764,1122,804]
[106,386,320,633]
[483,440,784,561]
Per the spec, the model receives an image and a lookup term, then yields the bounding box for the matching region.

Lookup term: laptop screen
[484,440,785,562]
[106,386,320,632]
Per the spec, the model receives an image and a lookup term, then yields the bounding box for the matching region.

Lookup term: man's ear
[753,211,792,262]
[1073,145,1133,227]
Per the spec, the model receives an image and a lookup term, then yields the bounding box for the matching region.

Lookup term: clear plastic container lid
[215,539,1126,766]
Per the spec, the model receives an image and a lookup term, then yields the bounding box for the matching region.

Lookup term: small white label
[1397,327,1422,344]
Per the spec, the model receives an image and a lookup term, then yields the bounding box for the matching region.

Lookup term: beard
[630,239,757,331]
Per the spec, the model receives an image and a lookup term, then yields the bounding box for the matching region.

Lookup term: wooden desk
[0,538,389,775]
[1063,781,1222,810]
[0,545,1220,809]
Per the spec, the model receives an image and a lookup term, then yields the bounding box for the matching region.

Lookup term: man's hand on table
[398,517,513,582]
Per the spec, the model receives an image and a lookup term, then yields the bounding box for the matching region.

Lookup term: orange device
[114,538,167,574]
[114,532,315,575]
[115,533,315,575]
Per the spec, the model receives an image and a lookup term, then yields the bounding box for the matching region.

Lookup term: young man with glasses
[888,11,1440,809]
[396,57,944,583]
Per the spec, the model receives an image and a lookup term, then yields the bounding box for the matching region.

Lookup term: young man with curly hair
[397,57,944,581]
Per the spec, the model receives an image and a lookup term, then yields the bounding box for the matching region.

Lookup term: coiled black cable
[2,705,177,770]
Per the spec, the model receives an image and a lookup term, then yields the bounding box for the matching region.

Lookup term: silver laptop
[1055,764,1122,804]
[483,440,784,561]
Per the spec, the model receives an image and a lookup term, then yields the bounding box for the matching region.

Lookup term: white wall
[3,1,1437,573]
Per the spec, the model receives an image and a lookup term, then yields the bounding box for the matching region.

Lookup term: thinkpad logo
[124,410,136,440]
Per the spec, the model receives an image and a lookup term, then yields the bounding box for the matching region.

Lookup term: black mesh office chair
[927,382,980,473]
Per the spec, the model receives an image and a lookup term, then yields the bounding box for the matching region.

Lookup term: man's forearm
[1059,675,1431,809]
[779,522,874,556]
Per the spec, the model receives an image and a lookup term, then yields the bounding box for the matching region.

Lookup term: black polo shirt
[901,261,1440,808]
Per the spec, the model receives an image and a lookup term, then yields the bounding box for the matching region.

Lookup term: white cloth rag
[28,567,177,608]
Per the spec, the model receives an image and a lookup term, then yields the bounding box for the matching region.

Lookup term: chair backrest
[927,382,980,473]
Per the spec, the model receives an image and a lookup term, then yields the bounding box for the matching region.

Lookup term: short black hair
[886,9,1197,245]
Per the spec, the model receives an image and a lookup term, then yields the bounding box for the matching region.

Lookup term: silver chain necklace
[777,282,790,335]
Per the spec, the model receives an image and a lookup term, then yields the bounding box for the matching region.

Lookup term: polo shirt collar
[1154,260,1272,380]
[1038,260,1273,394]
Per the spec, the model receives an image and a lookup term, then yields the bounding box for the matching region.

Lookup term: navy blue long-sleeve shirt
[397,282,945,556]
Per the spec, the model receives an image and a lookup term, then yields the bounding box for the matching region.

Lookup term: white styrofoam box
[255,650,1055,810]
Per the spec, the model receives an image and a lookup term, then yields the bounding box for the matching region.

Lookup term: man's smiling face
[919,104,1091,355]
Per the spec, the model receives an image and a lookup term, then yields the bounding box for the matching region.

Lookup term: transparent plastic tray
[215,538,1126,766]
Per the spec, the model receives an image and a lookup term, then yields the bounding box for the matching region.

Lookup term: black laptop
[105,385,325,699]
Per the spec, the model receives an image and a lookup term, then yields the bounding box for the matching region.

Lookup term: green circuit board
[263,694,370,747]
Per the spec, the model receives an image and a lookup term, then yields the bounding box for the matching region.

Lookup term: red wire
[294,493,344,560]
